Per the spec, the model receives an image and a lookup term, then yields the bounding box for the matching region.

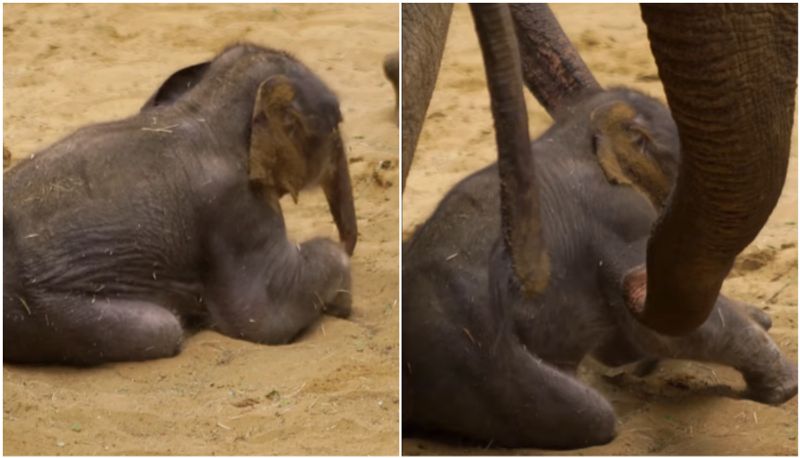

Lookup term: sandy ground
[3,4,398,455]
[402,4,797,456]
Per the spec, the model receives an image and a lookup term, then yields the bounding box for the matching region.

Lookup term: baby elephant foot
[728,301,792,404]
[322,266,352,319]
[303,237,352,319]
[744,360,798,405]
[323,289,352,319]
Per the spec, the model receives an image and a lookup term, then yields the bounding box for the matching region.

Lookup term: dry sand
[402,4,797,455]
[4,4,398,455]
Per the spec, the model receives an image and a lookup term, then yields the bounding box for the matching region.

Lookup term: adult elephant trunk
[632,4,797,335]
[471,4,549,297]
[322,134,358,255]
[401,4,453,191]
[509,4,602,116]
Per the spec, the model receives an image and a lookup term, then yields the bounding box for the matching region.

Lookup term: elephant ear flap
[249,75,307,202]
[141,62,211,110]
[590,102,637,187]
[590,101,670,209]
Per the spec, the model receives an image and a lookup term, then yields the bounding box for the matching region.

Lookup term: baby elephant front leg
[206,235,351,345]
[291,237,353,319]
[622,293,796,405]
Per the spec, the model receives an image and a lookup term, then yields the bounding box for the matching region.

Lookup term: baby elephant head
[140,45,358,256]
[249,74,357,255]
[589,94,680,211]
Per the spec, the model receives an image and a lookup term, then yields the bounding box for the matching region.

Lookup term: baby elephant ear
[259,74,297,114]
[590,101,670,210]
[249,75,307,202]
[141,62,210,110]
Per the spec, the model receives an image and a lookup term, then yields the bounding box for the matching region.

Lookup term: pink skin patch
[623,265,647,315]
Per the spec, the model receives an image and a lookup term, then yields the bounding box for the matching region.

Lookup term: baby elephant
[402,88,797,448]
[4,43,357,365]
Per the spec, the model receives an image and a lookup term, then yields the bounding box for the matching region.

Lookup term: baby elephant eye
[626,126,650,153]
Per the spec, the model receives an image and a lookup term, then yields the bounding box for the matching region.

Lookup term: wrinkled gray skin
[402,89,797,448]
[4,43,355,365]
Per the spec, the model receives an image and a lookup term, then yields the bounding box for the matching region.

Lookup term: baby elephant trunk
[322,134,358,256]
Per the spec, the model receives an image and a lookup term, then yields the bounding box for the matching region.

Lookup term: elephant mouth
[622,265,647,315]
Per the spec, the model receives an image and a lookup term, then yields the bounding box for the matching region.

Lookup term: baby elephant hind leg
[414,341,617,449]
[621,296,797,405]
[4,295,183,365]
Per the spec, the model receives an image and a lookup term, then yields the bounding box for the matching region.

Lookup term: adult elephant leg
[629,5,797,335]
[401,4,452,191]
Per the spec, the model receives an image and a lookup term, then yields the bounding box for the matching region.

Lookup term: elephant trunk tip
[622,265,714,336]
[512,245,551,299]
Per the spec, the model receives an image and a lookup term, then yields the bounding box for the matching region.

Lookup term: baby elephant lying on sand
[4,43,357,365]
[402,88,797,448]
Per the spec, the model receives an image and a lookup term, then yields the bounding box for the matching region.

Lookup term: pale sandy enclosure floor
[402,4,797,456]
[3,4,399,455]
